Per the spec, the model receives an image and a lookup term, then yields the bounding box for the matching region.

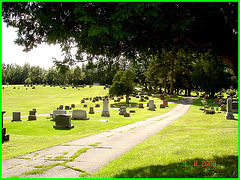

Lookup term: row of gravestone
[200,97,237,119]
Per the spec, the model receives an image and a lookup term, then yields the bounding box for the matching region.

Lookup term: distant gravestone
[129,110,136,113]
[81,100,85,103]
[52,110,67,121]
[65,106,70,110]
[59,105,64,110]
[160,104,165,108]
[89,107,94,114]
[139,103,144,108]
[124,112,130,117]
[98,119,108,122]
[71,104,75,108]
[11,112,22,122]
[95,104,100,107]
[220,104,226,111]
[163,100,168,107]
[148,100,155,111]
[101,100,110,117]
[225,98,234,119]
[84,104,87,108]
[119,106,127,115]
[72,109,89,120]
[53,114,74,129]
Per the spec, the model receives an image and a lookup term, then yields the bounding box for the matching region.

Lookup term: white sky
[2,22,77,70]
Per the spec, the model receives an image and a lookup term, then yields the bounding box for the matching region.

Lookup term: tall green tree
[109,69,135,103]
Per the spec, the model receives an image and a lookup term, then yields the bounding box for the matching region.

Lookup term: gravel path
[2,97,194,178]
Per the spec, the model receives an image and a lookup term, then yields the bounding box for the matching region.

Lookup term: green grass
[2,85,170,117]
[2,85,179,160]
[90,98,238,178]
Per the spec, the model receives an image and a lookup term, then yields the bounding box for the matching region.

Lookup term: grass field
[2,85,179,160]
[90,98,238,178]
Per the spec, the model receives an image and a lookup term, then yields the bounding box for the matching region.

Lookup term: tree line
[2,48,237,98]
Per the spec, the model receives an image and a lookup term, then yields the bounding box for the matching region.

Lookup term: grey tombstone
[12,112,22,122]
[225,98,234,119]
[119,106,127,115]
[53,114,74,129]
[232,101,238,113]
[101,100,110,117]
[72,109,89,120]
[52,110,67,121]
[148,100,155,111]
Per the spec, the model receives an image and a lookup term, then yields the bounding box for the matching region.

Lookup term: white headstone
[52,110,67,120]
[148,100,155,111]
[72,109,89,120]
[119,106,127,115]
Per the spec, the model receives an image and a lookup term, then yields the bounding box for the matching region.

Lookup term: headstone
[89,107,94,114]
[52,110,67,121]
[139,103,144,108]
[144,96,149,100]
[2,110,9,142]
[225,98,234,119]
[119,106,127,115]
[163,100,168,107]
[129,104,132,108]
[160,94,164,100]
[18,87,20,89]
[160,104,165,108]
[65,106,70,110]
[92,100,95,103]
[129,110,136,113]
[28,115,37,121]
[148,100,155,111]
[110,104,114,108]
[32,109,37,113]
[83,104,87,108]
[101,100,110,117]
[220,104,226,111]
[71,104,75,108]
[72,109,89,120]
[29,110,36,116]
[60,85,62,88]
[214,98,219,104]
[95,104,100,107]
[139,97,145,102]
[232,101,238,113]
[59,105,64,109]
[81,100,85,103]
[124,112,130,117]
[11,112,22,122]
[98,119,108,122]
[53,114,74,129]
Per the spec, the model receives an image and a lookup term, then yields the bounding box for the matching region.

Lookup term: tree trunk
[170,76,174,95]
[164,78,167,94]
[126,95,130,104]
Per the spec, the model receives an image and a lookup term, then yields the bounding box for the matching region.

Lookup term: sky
[2,22,72,70]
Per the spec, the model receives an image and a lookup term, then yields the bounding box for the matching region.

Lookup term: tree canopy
[2,2,238,76]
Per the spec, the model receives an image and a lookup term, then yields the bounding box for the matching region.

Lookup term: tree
[109,69,135,103]
[191,50,233,97]
[2,2,238,76]
[25,77,31,84]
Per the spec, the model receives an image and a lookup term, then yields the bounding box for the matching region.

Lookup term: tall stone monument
[101,100,110,117]
[225,97,234,119]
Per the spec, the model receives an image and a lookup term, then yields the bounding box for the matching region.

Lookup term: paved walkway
[2,97,194,178]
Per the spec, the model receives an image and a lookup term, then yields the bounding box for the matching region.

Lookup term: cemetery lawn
[90,98,238,178]
[2,85,180,160]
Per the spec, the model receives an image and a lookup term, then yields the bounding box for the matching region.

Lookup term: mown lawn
[90,98,238,178]
[2,85,180,160]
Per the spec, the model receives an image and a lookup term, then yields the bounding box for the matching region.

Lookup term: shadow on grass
[113,155,238,178]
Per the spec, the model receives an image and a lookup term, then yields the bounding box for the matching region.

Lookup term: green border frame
[0,1,239,180]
